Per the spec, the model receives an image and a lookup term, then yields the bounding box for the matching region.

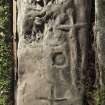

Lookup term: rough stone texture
[95,0,105,104]
[17,0,91,105]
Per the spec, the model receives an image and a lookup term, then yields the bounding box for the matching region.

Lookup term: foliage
[0,0,13,105]
[94,88,101,105]
[0,0,8,35]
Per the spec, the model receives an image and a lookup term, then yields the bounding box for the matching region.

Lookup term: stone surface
[95,0,105,104]
[17,0,91,105]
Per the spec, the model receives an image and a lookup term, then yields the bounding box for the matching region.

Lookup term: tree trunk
[16,0,92,105]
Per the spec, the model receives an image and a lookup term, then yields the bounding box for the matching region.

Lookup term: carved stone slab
[17,0,90,105]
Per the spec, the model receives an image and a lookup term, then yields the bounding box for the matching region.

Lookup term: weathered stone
[17,0,91,105]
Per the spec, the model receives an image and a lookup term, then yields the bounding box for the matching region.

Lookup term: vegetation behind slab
[0,0,13,105]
